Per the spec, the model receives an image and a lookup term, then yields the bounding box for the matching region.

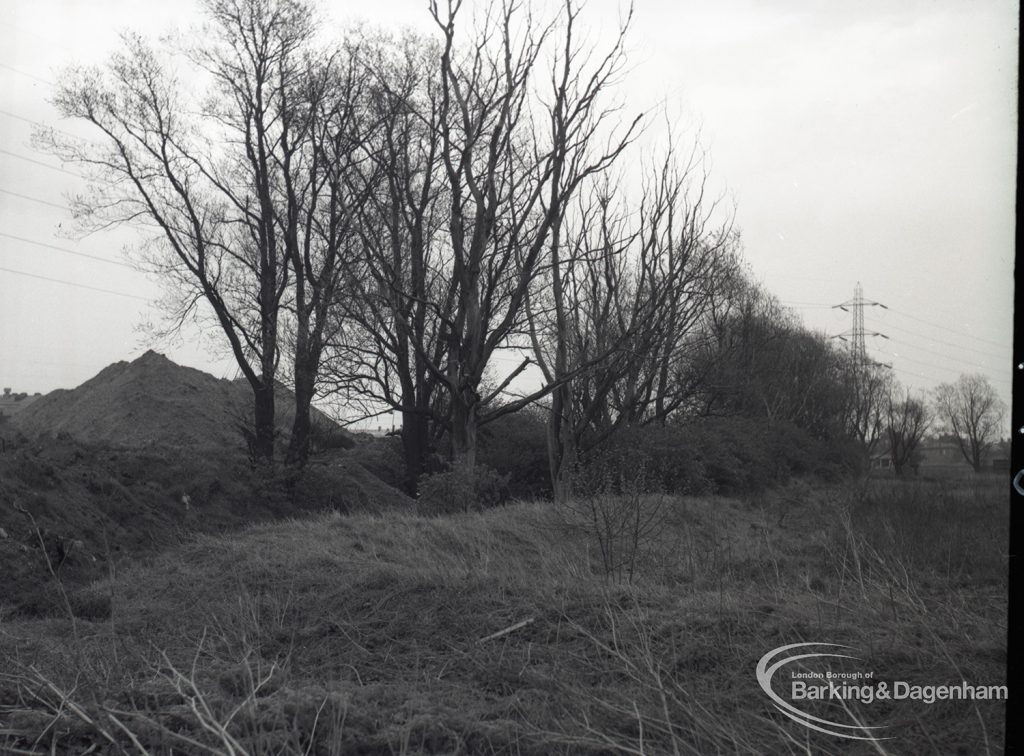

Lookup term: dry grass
[0,478,1007,754]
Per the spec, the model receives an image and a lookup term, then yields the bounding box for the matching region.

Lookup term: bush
[347,434,406,490]
[417,462,510,515]
[478,408,551,499]
[688,417,774,494]
[307,418,355,453]
[563,491,674,583]
[581,424,710,496]
[580,416,863,497]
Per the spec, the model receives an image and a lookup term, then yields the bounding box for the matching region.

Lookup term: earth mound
[1,351,411,616]
[12,350,352,451]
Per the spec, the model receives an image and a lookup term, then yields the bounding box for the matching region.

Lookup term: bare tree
[43,0,325,464]
[323,0,642,488]
[278,44,380,467]
[696,283,852,440]
[321,31,449,492]
[528,146,738,500]
[933,373,1006,473]
[693,283,791,420]
[422,0,642,469]
[885,386,930,476]
[843,359,891,456]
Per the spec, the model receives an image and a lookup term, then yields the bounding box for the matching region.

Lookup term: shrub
[347,434,406,490]
[478,408,551,499]
[417,462,509,515]
[582,424,711,496]
[68,588,112,620]
[307,418,355,452]
[579,416,862,497]
[688,417,773,494]
[561,488,676,584]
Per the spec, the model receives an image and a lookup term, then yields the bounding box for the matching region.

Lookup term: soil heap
[1,351,408,616]
[12,350,349,451]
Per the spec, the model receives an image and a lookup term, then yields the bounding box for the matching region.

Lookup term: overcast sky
[0,0,1017,416]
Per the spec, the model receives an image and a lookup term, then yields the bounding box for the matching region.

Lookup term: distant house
[869,451,894,471]
[917,439,968,469]
[919,436,1010,474]
[988,439,1011,473]
[870,435,1007,476]
[352,424,399,438]
[0,387,40,420]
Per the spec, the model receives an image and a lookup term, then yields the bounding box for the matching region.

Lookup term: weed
[0,480,1006,754]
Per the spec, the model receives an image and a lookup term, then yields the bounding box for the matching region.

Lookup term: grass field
[0,477,1007,754]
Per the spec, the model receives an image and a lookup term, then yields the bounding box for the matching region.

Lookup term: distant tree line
[43,0,1007,497]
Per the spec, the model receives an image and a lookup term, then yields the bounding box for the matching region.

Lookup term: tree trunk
[401,410,429,496]
[547,382,575,503]
[451,390,478,469]
[252,382,276,464]
[253,256,280,465]
[286,358,316,468]
[549,433,575,502]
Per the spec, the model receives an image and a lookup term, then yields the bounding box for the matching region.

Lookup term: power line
[895,369,930,383]
[0,231,134,269]
[0,107,48,128]
[887,363,1011,399]
[1,356,110,369]
[0,187,68,210]
[0,107,104,148]
[0,61,53,86]
[868,317,1008,361]
[885,351,960,375]
[885,335,998,373]
[883,293,1015,336]
[884,305,1008,350]
[0,265,149,300]
[0,182,167,240]
[0,108,101,146]
[880,347,1011,388]
[787,294,1008,358]
[0,173,165,238]
[0,17,75,51]
[780,300,835,309]
[0,147,82,177]
[889,365,942,386]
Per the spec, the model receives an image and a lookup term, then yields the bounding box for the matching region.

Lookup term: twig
[106,712,150,755]
[478,617,535,644]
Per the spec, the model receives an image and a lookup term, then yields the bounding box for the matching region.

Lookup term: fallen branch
[478,618,535,644]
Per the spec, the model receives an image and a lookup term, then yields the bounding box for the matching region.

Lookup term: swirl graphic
[755,642,890,741]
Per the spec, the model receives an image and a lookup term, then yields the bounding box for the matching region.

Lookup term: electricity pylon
[832,282,890,369]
